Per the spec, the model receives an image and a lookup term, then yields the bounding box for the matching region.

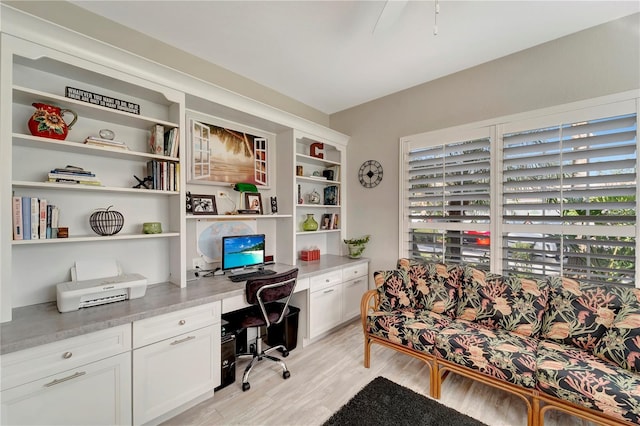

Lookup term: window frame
[399,90,640,286]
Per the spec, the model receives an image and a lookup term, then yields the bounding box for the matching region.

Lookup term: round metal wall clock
[358,160,383,188]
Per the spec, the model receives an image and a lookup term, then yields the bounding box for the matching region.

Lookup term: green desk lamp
[232,182,258,212]
[232,183,258,193]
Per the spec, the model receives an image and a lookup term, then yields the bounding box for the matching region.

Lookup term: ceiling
[71,1,639,115]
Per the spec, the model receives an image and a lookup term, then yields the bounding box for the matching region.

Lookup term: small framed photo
[330,213,339,230]
[320,213,332,230]
[191,194,217,215]
[244,192,263,214]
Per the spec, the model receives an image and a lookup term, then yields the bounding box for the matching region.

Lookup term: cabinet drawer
[1,352,131,426]
[342,263,369,281]
[309,269,342,292]
[1,324,131,391]
[133,302,220,348]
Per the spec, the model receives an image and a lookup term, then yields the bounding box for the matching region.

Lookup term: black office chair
[237,268,298,391]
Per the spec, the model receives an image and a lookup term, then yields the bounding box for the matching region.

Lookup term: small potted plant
[343,235,370,259]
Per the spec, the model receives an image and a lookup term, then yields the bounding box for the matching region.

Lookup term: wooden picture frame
[244,192,263,214]
[191,194,217,215]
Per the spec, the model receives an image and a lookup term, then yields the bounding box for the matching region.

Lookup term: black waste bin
[267,305,300,351]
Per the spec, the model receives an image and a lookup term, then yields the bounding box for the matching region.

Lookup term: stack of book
[84,136,129,150]
[12,196,60,240]
[48,166,102,186]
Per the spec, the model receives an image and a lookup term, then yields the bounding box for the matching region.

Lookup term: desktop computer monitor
[221,234,266,272]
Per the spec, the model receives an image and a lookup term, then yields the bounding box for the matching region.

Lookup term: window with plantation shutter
[400,93,638,287]
[502,111,637,284]
[403,132,491,267]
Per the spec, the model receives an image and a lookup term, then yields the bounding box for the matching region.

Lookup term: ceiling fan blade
[373,0,409,34]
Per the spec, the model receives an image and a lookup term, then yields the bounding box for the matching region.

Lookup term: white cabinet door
[133,324,218,425]
[1,352,131,426]
[309,284,343,339]
[342,277,368,320]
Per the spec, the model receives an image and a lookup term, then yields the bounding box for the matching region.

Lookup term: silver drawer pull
[324,289,334,294]
[348,279,362,286]
[178,319,186,325]
[62,351,73,359]
[44,371,86,387]
[171,336,195,345]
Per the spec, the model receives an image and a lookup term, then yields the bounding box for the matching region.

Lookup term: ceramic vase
[302,214,318,231]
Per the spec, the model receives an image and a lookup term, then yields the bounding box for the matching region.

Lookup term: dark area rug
[324,376,488,426]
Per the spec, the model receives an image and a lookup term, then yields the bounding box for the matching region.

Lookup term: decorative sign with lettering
[65,86,140,115]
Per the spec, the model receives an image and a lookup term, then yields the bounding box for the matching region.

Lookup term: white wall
[330,13,640,273]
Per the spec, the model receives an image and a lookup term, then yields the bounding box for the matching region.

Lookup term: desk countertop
[0,255,368,355]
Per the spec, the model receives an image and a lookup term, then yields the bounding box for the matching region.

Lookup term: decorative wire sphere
[90,206,124,236]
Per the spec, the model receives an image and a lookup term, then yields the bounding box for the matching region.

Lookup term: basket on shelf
[90,206,124,236]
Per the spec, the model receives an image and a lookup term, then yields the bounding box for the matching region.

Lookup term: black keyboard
[228,269,277,282]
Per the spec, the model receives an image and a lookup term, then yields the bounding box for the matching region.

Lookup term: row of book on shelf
[149,124,180,157]
[147,160,179,191]
[12,196,60,240]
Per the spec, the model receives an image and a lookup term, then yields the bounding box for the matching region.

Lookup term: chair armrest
[361,289,379,333]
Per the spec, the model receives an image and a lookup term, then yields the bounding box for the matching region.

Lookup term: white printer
[56,260,148,313]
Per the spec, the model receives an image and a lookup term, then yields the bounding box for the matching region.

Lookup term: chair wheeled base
[240,336,291,391]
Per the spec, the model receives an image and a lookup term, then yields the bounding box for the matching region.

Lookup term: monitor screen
[221,234,265,271]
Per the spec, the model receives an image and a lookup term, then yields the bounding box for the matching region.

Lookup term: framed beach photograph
[191,194,218,215]
[187,113,272,187]
[244,192,263,214]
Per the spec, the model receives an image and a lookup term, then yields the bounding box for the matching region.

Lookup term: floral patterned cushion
[540,277,623,351]
[397,258,463,317]
[434,319,539,388]
[592,287,640,373]
[367,309,452,354]
[536,340,640,424]
[456,271,549,338]
[373,269,415,311]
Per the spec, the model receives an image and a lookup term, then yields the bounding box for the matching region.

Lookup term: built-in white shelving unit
[276,129,348,265]
[0,6,349,323]
[1,35,185,321]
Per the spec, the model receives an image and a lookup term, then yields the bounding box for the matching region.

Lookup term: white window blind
[502,112,637,284]
[406,136,491,267]
[401,93,638,287]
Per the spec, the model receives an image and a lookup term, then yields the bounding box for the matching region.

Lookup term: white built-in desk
[0,255,368,354]
[0,255,368,425]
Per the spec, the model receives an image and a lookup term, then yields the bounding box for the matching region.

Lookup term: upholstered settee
[360,259,640,426]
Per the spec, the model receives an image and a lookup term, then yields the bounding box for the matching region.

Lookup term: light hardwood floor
[163,320,595,426]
